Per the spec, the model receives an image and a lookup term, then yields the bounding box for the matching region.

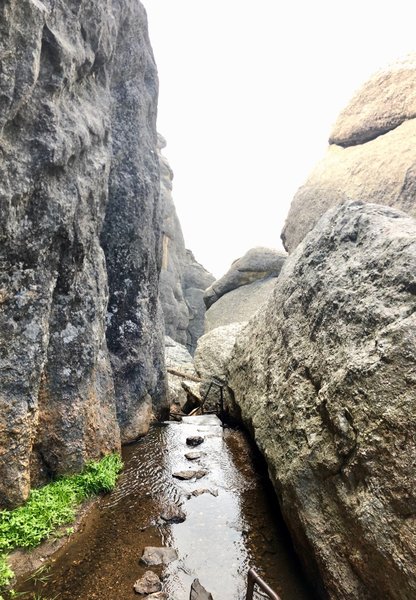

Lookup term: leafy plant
[0,453,122,591]
[0,555,13,590]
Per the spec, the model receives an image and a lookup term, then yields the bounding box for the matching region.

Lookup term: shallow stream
[17,416,315,600]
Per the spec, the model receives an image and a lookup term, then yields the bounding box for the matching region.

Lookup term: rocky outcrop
[228,202,416,599]
[194,323,245,411]
[204,247,286,309]
[282,55,416,253]
[158,137,214,353]
[0,0,167,508]
[182,250,214,352]
[165,337,197,411]
[204,277,277,332]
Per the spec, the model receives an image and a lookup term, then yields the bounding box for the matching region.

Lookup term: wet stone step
[160,504,187,523]
[190,578,214,600]
[186,435,204,446]
[172,469,208,480]
[140,546,178,566]
[191,488,218,497]
[185,451,203,460]
[133,570,162,594]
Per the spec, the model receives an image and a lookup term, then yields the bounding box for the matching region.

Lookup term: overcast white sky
[145,1,415,278]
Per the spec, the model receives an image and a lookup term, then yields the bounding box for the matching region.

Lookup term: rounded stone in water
[134,570,162,594]
[186,435,204,446]
[140,546,178,566]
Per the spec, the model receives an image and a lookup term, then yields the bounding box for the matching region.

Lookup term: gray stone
[165,336,194,369]
[0,0,167,507]
[165,336,198,410]
[190,578,213,600]
[100,4,167,444]
[204,279,276,332]
[191,489,218,498]
[140,546,178,566]
[186,436,204,447]
[147,593,168,600]
[228,201,416,599]
[158,138,214,353]
[282,55,416,254]
[160,504,186,523]
[182,250,215,353]
[134,571,162,594]
[172,470,208,481]
[203,247,286,309]
[330,55,416,147]
[194,324,245,412]
[185,451,202,461]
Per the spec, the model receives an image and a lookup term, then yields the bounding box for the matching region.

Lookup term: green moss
[0,453,123,591]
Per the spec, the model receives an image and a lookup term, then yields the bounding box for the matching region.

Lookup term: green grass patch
[0,453,122,592]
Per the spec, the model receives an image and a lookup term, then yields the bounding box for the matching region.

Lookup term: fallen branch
[167,368,204,383]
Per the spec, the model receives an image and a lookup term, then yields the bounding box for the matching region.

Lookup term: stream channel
[17,415,315,600]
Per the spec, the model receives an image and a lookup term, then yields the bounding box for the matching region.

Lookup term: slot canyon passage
[0,2,415,600]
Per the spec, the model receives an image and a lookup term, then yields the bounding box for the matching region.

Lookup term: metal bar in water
[245,568,282,600]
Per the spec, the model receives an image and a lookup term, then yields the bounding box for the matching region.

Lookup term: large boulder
[0,0,167,507]
[158,138,214,353]
[165,337,198,412]
[204,277,277,332]
[228,202,416,599]
[282,55,416,253]
[203,247,286,309]
[194,323,245,411]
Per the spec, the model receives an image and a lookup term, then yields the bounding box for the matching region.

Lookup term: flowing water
[16,416,315,600]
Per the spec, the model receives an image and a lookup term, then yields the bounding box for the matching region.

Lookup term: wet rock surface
[0,0,167,506]
[185,452,202,461]
[134,570,162,594]
[186,436,204,447]
[191,489,218,498]
[172,470,208,481]
[14,416,314,600]
[140,547,178,567]
[282,55,416,253]
[160,504,186,524]
[190,578,213,600]
[229,202,416,599]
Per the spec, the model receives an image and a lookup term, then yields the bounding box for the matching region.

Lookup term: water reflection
[14,417,314,600]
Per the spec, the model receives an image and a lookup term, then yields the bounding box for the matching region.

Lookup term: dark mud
[14,416,315,600]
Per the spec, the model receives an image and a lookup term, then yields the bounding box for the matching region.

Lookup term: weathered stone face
[101,2,167,443]
[282,55,416,253]
[228,202,416,599]
[0,0,167,507]
[158,137,214,354]
[204,277,277,332]
[203,247,286,309]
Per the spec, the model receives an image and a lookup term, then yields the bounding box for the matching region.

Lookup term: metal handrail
[245,568,281,600]
[202,378,226,424]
